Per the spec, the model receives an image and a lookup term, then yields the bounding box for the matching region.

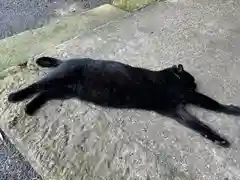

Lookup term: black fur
[8,56,240,148]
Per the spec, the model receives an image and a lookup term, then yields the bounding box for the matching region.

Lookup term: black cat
[8,56,240,148]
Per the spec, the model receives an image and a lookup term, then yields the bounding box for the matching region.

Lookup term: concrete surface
[0,4,127,78]
[1,0,240,179]
[0,0,112,39]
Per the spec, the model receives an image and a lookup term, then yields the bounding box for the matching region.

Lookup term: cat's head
[170,64,197,90]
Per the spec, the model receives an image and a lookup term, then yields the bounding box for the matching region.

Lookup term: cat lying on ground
[8,56,240,148]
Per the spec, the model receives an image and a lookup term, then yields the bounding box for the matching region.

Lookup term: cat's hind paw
[8,93,20,103]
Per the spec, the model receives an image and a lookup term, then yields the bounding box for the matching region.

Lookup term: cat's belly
[75,81,189,110]
[77,86,134,108]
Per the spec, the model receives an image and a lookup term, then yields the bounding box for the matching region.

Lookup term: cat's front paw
[8,93,19,103]
[226,104,240,116]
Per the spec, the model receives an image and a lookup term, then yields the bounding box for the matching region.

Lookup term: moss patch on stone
[112,0,157,12]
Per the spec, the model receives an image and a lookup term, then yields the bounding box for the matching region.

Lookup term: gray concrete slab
[1,0,240,179]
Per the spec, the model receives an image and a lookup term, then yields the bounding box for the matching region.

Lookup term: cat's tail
[36,56,63,68]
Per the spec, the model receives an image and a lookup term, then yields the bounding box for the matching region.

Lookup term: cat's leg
[8,73,65,103]
[8,59,80,103]
[25,92,51,115]
[162,106,230,148]
[25,89,72,115]
[8,83,39,103]
[186,91,240,116]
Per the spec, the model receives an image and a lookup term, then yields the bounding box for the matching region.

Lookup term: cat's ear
[177,64,184,72]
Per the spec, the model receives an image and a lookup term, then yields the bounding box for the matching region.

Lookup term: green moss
[112,0,157,12]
